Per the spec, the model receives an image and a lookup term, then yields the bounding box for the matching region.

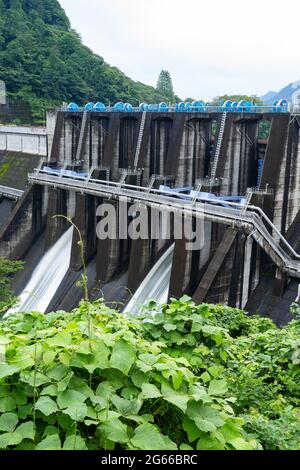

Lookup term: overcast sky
[59,0,300,101]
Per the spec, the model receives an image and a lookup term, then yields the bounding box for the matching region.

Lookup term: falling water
[6,227,73,316]
[124,244,175,316]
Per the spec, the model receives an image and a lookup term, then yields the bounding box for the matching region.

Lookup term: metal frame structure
[28,169,300,279]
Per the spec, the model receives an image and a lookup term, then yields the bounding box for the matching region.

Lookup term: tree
[210,94,263,106]
[0,257,24,316]
[0,1,169,124]
[156,70,175,102]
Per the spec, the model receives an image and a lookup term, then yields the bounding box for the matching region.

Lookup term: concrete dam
[1,101,300,325]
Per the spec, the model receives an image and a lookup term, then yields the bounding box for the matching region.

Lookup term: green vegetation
[0,0,169,124]
[0,152,41,189]
[0,295,299,450]
[0,258,24,315]
[211,95,263,106]
[156,70,175,103]
[139,298,300,450]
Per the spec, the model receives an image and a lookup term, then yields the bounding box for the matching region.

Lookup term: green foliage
[0,301,258,450]
[0,257,24,316]
[0,0,169,124]
[258,120,271,140]
[156,70,175,102]
[211,95,263,106]
[138,297,300,450]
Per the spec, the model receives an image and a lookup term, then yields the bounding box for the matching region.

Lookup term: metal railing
[61,105,289,115]
[0,185,24,200]
[28,170,300,277]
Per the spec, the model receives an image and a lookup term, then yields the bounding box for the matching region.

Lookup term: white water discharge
[124,244,175,316]
[6,227,73,316]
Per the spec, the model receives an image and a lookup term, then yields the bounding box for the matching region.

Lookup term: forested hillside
[0,0,167,123]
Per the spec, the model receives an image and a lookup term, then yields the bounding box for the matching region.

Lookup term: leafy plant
[137,296,300,450]
[0,301,258,450]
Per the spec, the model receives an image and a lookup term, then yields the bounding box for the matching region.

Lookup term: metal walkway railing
[0,185,24,200]
[28,170,300,278]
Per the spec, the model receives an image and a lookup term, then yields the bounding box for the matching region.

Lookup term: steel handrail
[29,171,300,271]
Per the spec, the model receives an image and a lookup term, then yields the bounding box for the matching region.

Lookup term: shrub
[0,300,258,450]
[138,297,300,450]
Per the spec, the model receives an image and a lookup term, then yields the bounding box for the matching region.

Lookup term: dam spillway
[0,101,299,325]
[6,227,73,315]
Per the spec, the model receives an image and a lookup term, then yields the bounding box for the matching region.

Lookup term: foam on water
[6,227,73,315]
[124,244,174,316]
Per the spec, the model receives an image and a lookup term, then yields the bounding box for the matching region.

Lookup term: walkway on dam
[0,184,24,200]
[28,170,300,280]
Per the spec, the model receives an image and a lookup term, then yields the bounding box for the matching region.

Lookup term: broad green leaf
[208,379,228,396]
[0,432,23,448]
[95,382,114,400]
[47,364,69,381]
[43,426,59,437]
[77,340,92,355]
[0,396,16,412]
[0,385,10,397]
[16,422,35,440]
[131,423,177,450]
[57,372,74,392]
[197,436,225,450]
[220,421,244,442]
[0,364,20,380]
[57,389,87,409]
[40,385,58,397]
[228,437,254,450]
[141,383,161,399]
[110,340,136,375]
[163,323,177,332]
[111,395,142,416]
[187,403,225,428]
[180,443,194,450]
[69,376,94,399]
[189,384,212,403]
[36,434,61,450]
[208,365,222,378]
[183,416,202,443]
[102,369,124,390]
[35,396,58,416]
[58,352,70,366]
[63,435,88,450]
[171,370,184,390]
[0,413,18,432]
[98,418,129,443]
[17,404,32,420]
[8,349,35,370]
[10,389,27,406]
[194,418,216,433]
[161,383,189,412]
[20,370,49,387]
[43,350,56,365]
[131,371,149,388]
[45,332,72,348]
[0,336,10,346]
[80,349,110,374]
[62,403,87,422]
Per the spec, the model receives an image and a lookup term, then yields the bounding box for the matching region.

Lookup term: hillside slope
[0,0,167,123]
[261,79,300,105]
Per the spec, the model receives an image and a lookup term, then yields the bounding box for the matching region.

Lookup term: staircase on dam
[210,111,227,180]
[134,111,147,170]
